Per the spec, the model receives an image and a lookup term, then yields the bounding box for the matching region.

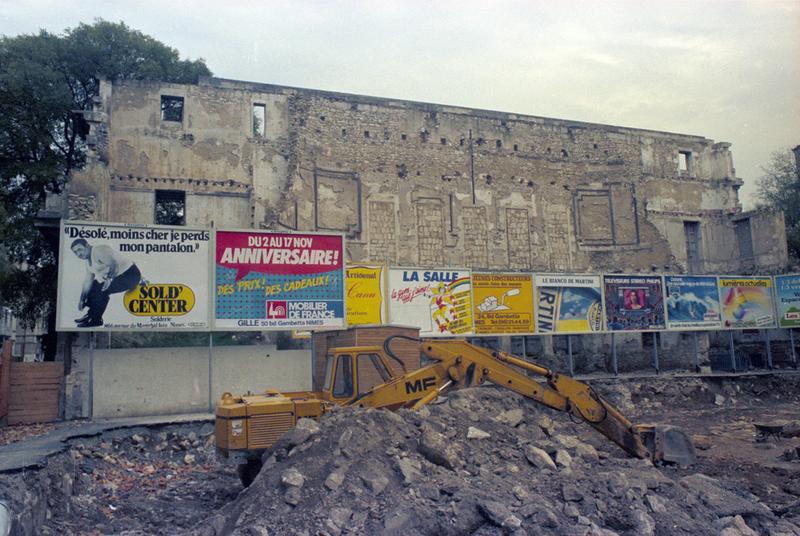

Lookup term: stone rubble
[183,386,800,536]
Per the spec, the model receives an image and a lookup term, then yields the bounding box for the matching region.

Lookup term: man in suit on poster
[70,238,142,328]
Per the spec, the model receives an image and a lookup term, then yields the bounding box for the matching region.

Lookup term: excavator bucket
[638,425,697,466]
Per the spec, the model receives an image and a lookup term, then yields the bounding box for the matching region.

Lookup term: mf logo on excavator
[405,376,437,394]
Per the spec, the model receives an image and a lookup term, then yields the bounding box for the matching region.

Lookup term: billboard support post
[208,333,213,412]
[567,336,574,376]
[652,334,659,374]
[765,330,773,370]
[729,331,736,372]
[791,329,798,369]
[611,334,618,376]
[88,332,95,420]
[692,331,699,372]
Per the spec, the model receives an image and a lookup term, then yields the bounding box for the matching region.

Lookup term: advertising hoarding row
[56,220,800,334]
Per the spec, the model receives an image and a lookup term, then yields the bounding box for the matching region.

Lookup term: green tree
[0,20,211,355]
[757,148,800,262]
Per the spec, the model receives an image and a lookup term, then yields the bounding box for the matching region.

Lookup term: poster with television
[775,274,800,328]
[534,274,603,334]
[603,275,666,331]
[718,277,776,329]
[214,230,345,330]
[471,273,534,335]
[664,275,722,330]
[388,268,472,337]
[57,220,211,331]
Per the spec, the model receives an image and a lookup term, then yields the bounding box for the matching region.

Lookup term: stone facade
[69,76,787,276]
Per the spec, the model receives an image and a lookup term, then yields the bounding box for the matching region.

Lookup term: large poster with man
[775,274,800,328]
[57,221,210,331]
[603,275,666,331]
[388,268,472,336]
[214,230,345,330]
[664,275,722,330]
[471,273,534,335]
[719,277,776,329]
[535,274,603,334]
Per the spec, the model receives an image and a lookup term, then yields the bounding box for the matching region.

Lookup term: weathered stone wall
[69,76,788,275]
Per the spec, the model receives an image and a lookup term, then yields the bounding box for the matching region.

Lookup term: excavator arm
[356,338,695,465]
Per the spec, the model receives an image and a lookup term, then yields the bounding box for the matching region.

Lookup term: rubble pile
[191,387,800,536]
[0,424,238,536]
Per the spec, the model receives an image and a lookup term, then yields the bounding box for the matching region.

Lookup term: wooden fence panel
[7,361,63,425]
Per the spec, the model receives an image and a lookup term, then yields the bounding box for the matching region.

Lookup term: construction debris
[183,386,800,536]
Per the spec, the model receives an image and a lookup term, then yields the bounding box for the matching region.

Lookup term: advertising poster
[388,269,472,336]
[664,275,722,330]
[535,275,603,334]
[471,273,534,335]
[346,265,386,326]
[57,221,210,331]
[775,275,800,328]
[719,277,776,329]
[214,230,345,330]
[603,275,665,331]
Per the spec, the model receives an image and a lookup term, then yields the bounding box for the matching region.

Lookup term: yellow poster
[471,273,534,334]
[346,265,385,325]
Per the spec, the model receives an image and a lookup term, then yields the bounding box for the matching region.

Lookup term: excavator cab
[320,347,396,404]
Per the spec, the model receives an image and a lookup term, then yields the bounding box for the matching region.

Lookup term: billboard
[603,275,665,331]
[664,275,722,330]
[535,275,603,334]
[214,230,345,330]
[388,269,472,336]
[471,273,534,335]
[57,221,210,331]
[346,265,386,326]
[719,277,776,329]
[775,275,800,328]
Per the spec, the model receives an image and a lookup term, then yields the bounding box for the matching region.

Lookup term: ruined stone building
[68,77,787,276]
[55,76,792,383]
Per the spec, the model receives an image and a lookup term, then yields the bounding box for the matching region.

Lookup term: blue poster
[775,274,800,328]
[665,275,721,330]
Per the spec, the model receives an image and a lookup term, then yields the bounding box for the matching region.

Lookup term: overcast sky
[2,0,798,208]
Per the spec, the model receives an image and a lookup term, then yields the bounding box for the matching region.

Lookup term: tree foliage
[0,20,211,329]
[758,147,800,261]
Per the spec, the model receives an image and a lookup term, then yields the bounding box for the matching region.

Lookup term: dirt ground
[0,373,798,535]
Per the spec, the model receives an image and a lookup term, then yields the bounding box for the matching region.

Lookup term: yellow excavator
[216,335,696,486]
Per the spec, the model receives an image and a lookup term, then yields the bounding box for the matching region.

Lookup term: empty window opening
[440,137,447,145]
[341,128,347,137]
[401,133,407,141]
[496,140,502,149]
[252,104,266,137]
[735,218,754,258]
[513,144,518,151]
[684,221,702,272]
[420,131,429,143]
[384,130,390,140]
[155,190,185,226]
[678,151,693,174]
[319,115,326,122]
[561,149,569,158]
[364,130,370,138]
[476,137,485,146]
[485,174,493,185]
[160,96,184,122]
[460,138,465,146]
[593,143,599,149]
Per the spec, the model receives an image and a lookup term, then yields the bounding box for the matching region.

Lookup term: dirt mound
[187,387,800,536]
